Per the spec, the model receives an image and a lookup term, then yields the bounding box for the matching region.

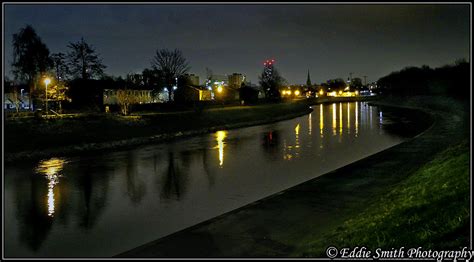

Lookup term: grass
[293,140,470,256]
[5,101,310,154]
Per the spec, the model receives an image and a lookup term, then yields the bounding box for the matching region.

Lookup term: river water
[4,102,418,257]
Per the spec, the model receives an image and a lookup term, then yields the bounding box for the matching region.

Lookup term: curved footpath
[117,96,470,258]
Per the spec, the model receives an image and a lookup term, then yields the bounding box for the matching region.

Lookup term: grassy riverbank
[291,96,471,256]
[5,101,311,162]
[293,138,470,257]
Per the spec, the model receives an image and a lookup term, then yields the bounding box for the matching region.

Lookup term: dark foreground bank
[117,96,469,258]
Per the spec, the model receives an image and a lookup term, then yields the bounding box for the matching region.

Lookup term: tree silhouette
[151,48,190,102]
[50,52,69,81]
[142,68,164,91]
[350,77,363,90]
[326,78,346,91]
[67,38,106,80]
[259,62,285,100]
[12,25,52,110]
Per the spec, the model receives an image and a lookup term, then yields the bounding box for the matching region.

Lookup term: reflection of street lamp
[44,78,51,115]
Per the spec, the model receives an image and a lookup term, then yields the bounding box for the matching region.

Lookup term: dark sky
[3,4,470,84]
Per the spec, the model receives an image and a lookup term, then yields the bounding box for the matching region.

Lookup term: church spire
[306,69,312,87]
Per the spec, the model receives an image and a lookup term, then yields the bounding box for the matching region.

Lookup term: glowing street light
[44,78,51,115]
[217,85,223,93]
[295,90,301,96]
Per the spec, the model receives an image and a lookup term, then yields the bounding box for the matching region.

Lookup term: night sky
[3,4,470,84]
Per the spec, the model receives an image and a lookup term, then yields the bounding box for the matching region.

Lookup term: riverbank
[117,95,469,257]
[293,140,469,256]
[5,96,377,163]
[5,101,311,163]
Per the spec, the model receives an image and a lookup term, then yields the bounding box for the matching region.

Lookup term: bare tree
[116,89,136,115]
[67,38,106,80]
[151,49,190,101]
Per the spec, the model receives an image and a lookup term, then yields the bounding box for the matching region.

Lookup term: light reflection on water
[36,158,67,218]
[214,131,227,168]
[5,102,415,257]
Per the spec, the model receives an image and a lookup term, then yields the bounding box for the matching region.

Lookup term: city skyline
[3,3,470,84]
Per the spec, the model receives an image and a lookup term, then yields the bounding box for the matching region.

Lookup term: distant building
[228,73,245,89]
[4,91,30,110]
[210,74,228,86]
[103,89,164,105]
[175,85,213,103]
[185,74,200,86]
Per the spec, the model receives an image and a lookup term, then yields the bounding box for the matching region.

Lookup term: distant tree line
[377,59,469,99]
[9,25,191,112]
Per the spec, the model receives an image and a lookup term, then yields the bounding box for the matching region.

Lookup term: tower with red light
[263,59,275,79]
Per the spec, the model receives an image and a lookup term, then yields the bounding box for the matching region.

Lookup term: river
[4,101,419,257]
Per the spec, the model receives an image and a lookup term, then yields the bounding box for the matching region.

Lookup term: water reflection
[319,104,324,137]
[200,148,215,188]
[215,131,227,167]
[295,124,300,145]
[263,131,281,161]
[76,161,110,229]
[283,123,302,161]
[332,103,337,135]
[160,151,191,201]
[125,152,146,204]
[313,102,382,140]
[355,102,359,136]
[13,173,53,251]
[370,105,373,129]
[339,103,343,136]
[36,158,67,217]
[308,113,312,136]
[347,103,351,134]
[5,102,412,257]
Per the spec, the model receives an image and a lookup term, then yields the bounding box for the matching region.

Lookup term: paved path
[117,97,469,258]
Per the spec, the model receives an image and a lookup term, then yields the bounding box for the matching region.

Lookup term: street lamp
[44,78,51,115]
